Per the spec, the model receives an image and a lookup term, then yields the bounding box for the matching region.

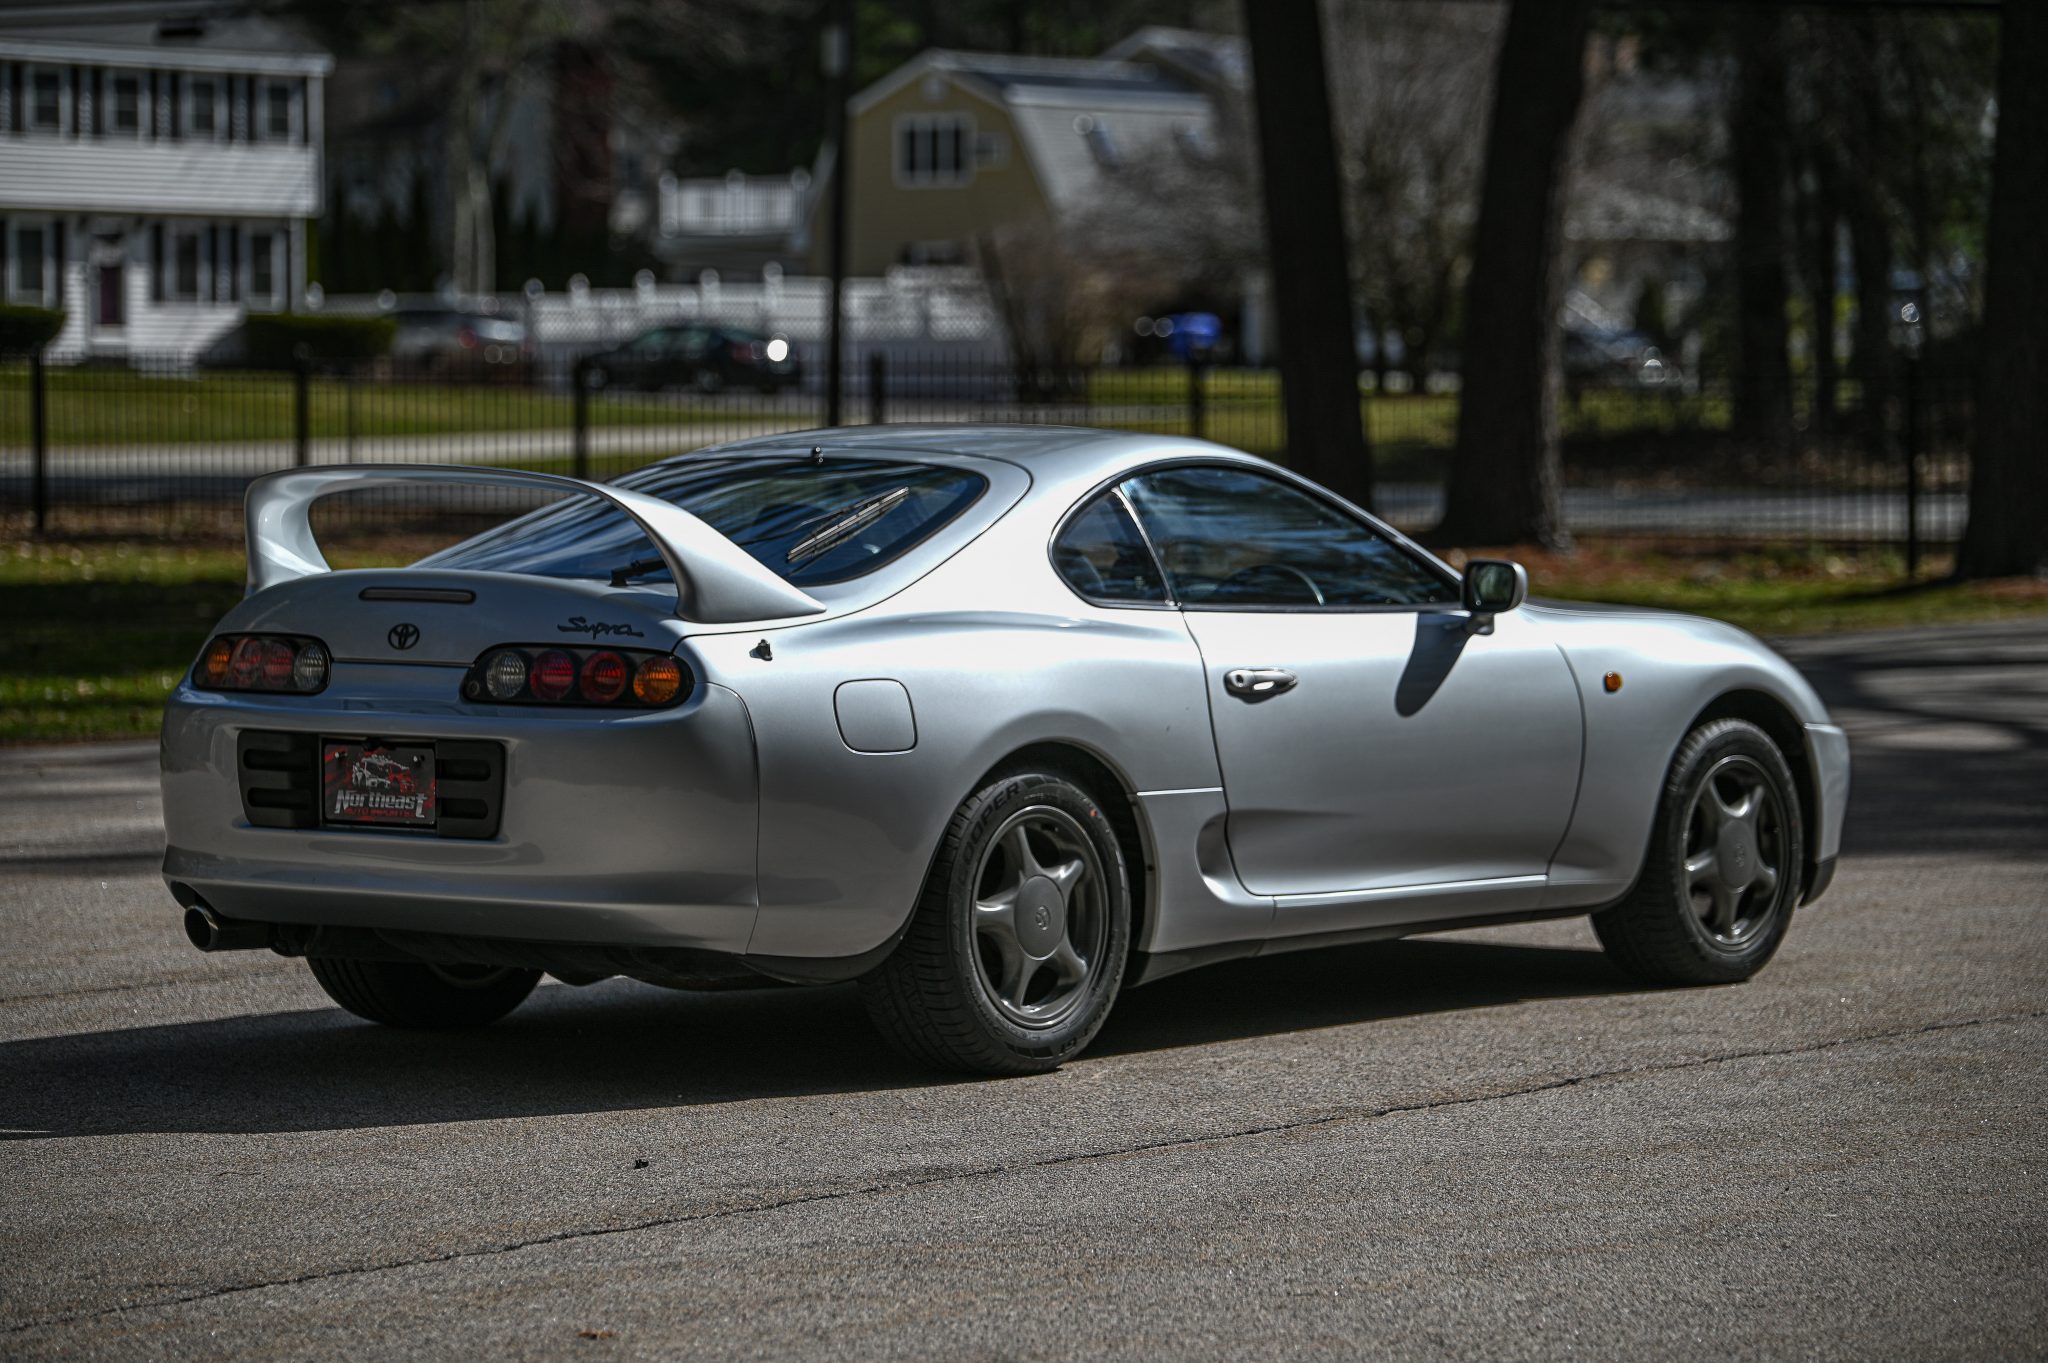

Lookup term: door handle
[1224,666,1298,699]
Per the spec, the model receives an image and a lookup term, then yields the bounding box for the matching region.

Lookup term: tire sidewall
[945,771,1131,1064]
[1654,721,1805,975]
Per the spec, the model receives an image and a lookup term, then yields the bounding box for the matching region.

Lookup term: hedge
[0,305,65,355]
[238,313,396,365]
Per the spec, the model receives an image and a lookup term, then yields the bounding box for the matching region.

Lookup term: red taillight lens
[193,634,330,694]
[579,651,627,703]
[633,655,684,706]
[260,638,296,687]
[228,637,266,688]
[463,645,689,708]
[529,650,577,701]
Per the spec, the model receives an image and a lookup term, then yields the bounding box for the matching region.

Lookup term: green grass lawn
[3,364,1724,456]
[0,367,796,448]
[6,534,2042,744]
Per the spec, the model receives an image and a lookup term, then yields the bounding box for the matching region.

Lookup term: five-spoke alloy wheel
[1595,717,1805,985]
[861,768,1131,1074]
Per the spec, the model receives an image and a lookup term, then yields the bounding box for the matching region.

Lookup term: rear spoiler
[244,465,826,624]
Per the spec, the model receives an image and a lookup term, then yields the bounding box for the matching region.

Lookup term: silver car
[163,426,1849,1074]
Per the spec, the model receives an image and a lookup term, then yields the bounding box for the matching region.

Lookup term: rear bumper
[160,663,761,951]
[1802,721,1850,903]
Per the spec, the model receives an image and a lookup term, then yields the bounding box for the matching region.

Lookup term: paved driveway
[1,620,2042,1360]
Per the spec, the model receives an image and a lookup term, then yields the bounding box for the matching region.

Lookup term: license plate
[321,741,436,828]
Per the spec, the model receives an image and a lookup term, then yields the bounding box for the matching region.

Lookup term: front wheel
[1593,717,1805,985]
[860,769,1131,1074]
[307,957,540,1029]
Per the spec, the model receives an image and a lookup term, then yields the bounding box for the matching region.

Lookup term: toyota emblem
[387,623,421,650]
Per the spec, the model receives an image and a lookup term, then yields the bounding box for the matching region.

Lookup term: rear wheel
[1593,718,1804,985]
[306,957,540,1029]
[860,769,1131,1074]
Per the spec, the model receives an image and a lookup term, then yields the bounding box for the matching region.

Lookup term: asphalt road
[1,619,2043,1360]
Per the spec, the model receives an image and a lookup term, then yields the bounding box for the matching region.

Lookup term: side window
[1052,492,1168,604]
[1121,465,1455,609]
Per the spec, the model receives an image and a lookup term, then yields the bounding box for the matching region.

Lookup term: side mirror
[1461,559,1527,630]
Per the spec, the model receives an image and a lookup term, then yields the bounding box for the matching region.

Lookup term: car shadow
[0,937,1636,1141]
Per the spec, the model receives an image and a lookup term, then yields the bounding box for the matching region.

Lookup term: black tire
[306,957,540,1029]
[1593,717,1805,986]
[860,768,1132,1075]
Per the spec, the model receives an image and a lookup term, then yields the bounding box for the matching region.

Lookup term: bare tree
[1432,0,1593,550]
[977,221,1166,400]
[1956,3,2048,577]
[1328,2,1500,385]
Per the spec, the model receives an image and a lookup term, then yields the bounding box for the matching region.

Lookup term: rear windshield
[418,456,988,587]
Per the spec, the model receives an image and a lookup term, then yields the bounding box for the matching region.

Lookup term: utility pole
[822,0,852,428]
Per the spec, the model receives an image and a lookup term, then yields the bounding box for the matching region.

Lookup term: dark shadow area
[1785,628,2048,859]
[0,937,1633,1141]
[1393,612,1472,716]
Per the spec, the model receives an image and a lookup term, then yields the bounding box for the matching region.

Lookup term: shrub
[238,313,396,366]
[0,305,65,355]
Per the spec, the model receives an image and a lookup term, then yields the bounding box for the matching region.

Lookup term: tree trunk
[1432,0,1592,549]
[1731,7,1793,448]
[1795,147,1839,438]
[1956,4,2048,577]
[1242,0,1372,509]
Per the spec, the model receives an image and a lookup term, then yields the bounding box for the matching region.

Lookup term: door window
[1122,465,1454,609]
[1051,492,1168,604]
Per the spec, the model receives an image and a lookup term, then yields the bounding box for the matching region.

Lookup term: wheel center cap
[1717,824,1758,890]
[1015,875,1065,959]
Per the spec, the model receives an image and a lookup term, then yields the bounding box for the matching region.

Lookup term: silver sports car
[162,426,1849,1074]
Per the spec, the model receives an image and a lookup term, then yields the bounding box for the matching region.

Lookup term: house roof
[0,5,330,75]
[849,47,1212,216]
[1098,27,1248,93]
[851,48,1207,118]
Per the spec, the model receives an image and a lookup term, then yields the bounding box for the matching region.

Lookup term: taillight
[194,634,330,694]
[461,645,691,709]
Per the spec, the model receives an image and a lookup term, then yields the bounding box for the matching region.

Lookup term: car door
[1120,464,1583,901]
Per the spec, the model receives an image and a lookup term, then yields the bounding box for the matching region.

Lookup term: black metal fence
[0,350,1970,557]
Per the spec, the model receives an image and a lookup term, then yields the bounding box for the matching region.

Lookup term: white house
[0,9,330,359]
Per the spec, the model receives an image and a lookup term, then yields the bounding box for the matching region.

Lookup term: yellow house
[808,44,1218,276]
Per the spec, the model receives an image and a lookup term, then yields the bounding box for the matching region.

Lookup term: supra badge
[387,623,421,650]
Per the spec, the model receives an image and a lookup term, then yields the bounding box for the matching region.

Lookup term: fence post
[1187,355,1207,441]
[572,357,591,483]
[291,349,311,468]
[29,345,48,535]
[345,365,358,463]
[868,350,886,426]
[1903,352,1921,580]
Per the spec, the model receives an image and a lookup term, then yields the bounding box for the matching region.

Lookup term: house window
[895,114,973,187]
[248,231,278,306]
[28,67,64,130]
[263,81,293,140]
[110,73,142,134]
[9,223,49,304]
[1075,115,1120,169]
[173,230,201,300]
[187,76,218,136]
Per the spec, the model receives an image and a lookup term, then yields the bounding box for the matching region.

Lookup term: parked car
[583,324,802,394]
[387,308,533,381]
[163,426,1848,1075]
[1562,323,1682,390]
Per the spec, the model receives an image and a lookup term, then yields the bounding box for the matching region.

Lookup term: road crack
[8,1007,2042,1334]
